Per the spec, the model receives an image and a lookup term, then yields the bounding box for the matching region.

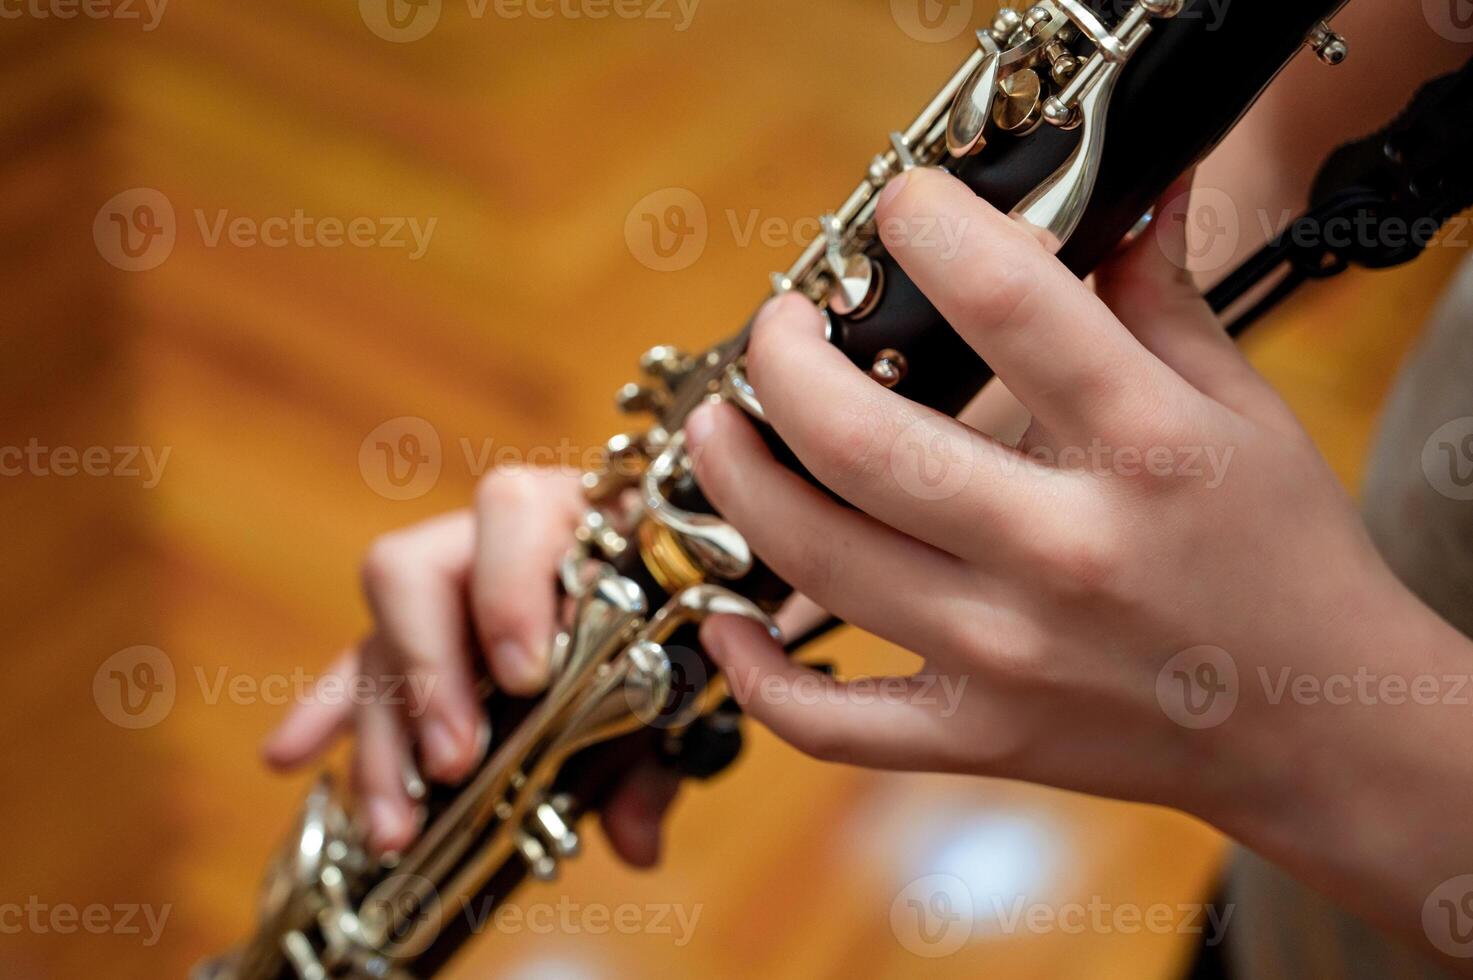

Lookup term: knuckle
[811,402,887,489]
[954,256,1042,335]
[471,587,531,641]
[1042,533,1122,601]
[746,293,819,395]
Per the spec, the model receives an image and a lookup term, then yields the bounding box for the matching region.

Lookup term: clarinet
[198,2,1351,976]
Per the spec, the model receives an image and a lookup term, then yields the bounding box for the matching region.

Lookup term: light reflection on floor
[843,773,1066,945]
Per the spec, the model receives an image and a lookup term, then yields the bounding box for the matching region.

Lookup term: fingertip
[260,705,331,771]
[259,737,300,772]
[366,795,417,856]
[754,290,822,331]
[417,711,485,784]
[875,165,949,219]
[875,166,986,236]
[701,615,786,709]
[683,400,717,453]
[748,293,824,383]
[601,763,681,869]
[603,809,662,869]
[703,613,782,662]
[687,401,760,504]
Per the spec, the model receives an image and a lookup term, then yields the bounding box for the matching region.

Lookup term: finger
[774,592,828,642]
[600,759,682,868]
[685,400,984,662]
[353,638,420,855]
[360,511,486,784]
[261,649,357,770]
[742,293,1096,566]
[701,615,951,771]
[876,166,1189,441]
[471,470,583,696]
[1094,172,1276,417]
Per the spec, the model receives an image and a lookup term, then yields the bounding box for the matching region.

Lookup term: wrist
[1212,573,1473,933]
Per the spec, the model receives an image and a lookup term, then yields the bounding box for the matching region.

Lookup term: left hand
[684,166,1430,831]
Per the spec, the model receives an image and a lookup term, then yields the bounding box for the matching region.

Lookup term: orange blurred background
[1,1,1465,978]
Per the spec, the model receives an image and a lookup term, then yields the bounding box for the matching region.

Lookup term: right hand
[260,468,682,865]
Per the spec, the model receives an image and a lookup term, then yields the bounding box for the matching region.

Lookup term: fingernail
[496,639,546,693]
[473,717,492,763]
[684,402,715,452]
[877,168,912,209]
[752,295,783,328]
[421,718,464,777]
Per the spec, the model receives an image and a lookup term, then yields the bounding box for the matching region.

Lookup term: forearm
[1194,0,1469,281]
[1214,576,1473,973]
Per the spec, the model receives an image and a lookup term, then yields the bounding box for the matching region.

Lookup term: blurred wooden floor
[0,2,1466,978]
